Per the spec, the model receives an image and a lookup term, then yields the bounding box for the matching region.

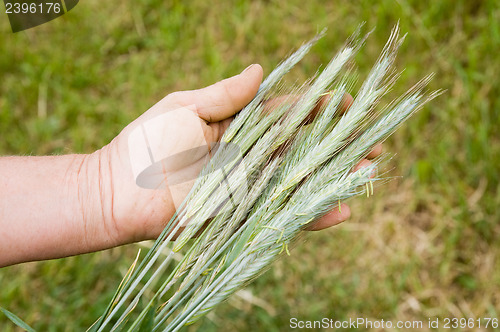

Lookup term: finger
[352,159,377,181]
[334,92,354,116]
[169,64,263,123]
[216,117,234,140]
[307,91,353,121]
[306,204,351,231]
[170,219,211,240]
[263,91,353,120]
[209,116,234,142]
[352,159,373,173]
[366,143,383,159]
[209,90,352,141]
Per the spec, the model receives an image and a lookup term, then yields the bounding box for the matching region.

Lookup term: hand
[93,64,382,245]
[0,64,382,267]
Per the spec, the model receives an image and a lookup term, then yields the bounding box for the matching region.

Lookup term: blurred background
[1,0,499,330]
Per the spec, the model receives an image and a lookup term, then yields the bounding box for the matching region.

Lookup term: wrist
[0,153,122,266]
[75,148,123,251]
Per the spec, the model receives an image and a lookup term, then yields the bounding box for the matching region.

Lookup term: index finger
[263,91,353,122]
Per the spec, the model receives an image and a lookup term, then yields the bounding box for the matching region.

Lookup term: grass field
[1,0,499,331]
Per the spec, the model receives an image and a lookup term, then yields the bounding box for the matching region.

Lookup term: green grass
[1,0,499,331]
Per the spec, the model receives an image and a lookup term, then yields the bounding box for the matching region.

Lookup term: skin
[0,64,381,267]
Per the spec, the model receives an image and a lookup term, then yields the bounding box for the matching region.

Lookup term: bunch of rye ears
[84,23,441,332]
[2,24,442,332]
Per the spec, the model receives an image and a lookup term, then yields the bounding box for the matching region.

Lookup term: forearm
[0,152,118,267]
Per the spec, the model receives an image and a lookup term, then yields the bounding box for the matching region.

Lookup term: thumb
[170,64,263,123]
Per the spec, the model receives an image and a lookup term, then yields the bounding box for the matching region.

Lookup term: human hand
[90,64,382,246]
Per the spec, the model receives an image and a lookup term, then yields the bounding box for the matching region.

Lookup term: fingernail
[241,64,256,74]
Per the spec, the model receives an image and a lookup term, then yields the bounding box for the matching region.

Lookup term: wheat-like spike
[266,24,402,202]
[223,29,327,144]
[315,76,440,189]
